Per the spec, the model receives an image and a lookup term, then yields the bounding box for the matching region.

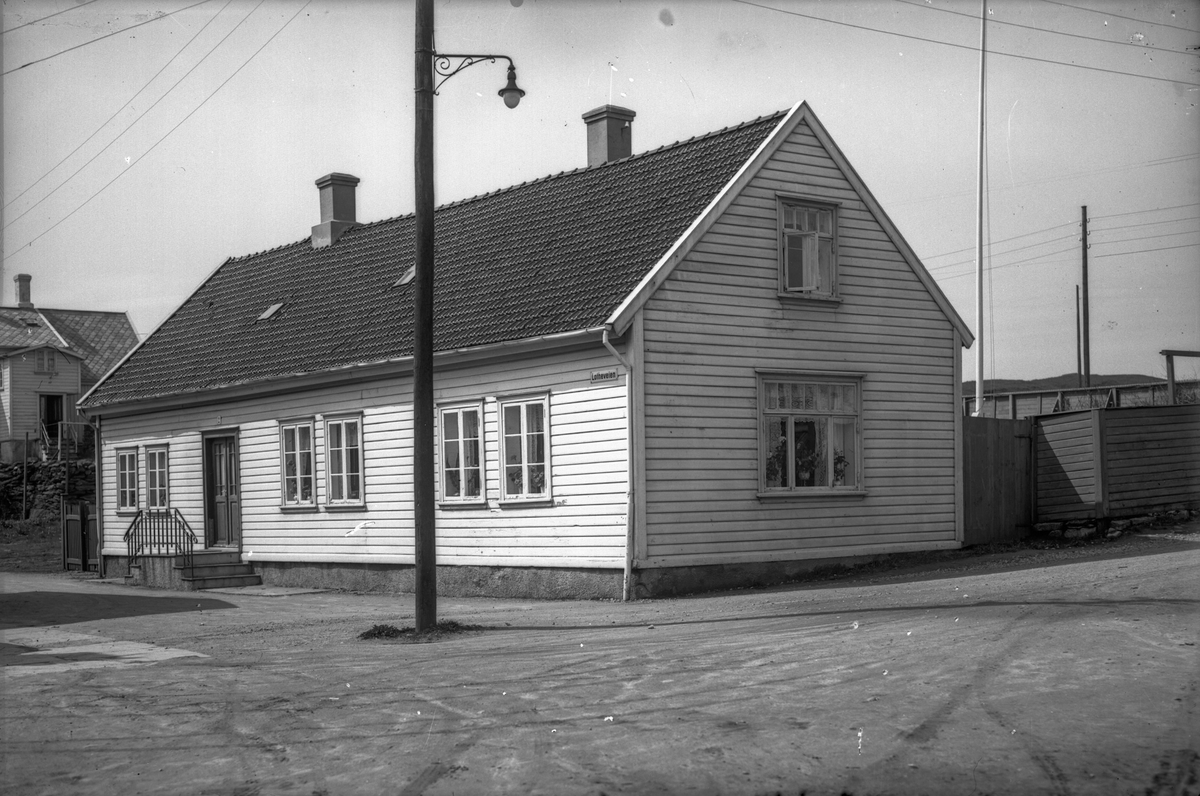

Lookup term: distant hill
[962,374,1163,395]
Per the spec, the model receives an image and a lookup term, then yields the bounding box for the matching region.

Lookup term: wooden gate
[963,417,1033,545]
[62,501,98,571]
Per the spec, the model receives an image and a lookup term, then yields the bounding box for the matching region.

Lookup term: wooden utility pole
[413,0,437,631]
[1075,285,1082,388]
[1080,205,1091,388]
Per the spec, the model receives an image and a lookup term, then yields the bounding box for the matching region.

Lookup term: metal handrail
[123,508,197,579]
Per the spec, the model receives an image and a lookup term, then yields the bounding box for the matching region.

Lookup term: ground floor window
[760,375,860,492]
[325,416,362,504]
[280,421,315,506]
[500,396,550,500]
[116,448,138,510]
[439,404,483,502]
[146,446,169,508]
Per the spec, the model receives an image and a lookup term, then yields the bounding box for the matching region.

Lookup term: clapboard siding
[5,352,84,438]
[1106,405,1200,514]
[638,119,959,567]
[99,345,629,568]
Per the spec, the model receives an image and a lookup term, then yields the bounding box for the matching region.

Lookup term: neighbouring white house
[1,274,138,463]
[79,102,973,599]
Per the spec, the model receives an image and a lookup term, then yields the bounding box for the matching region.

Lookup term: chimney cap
[582,105,637,124]
[315,172,360,189]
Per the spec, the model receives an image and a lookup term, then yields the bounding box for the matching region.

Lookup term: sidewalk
[3,524,1199,795]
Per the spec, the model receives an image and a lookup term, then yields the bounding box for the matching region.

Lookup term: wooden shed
[79,102,973,598]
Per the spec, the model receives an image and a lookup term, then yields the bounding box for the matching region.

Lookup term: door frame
[38,393,66,440]
[201,429,242,550]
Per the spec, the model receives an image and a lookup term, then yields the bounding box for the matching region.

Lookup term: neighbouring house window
[35,349,57,373]
[760,376,860,492]
[439,404,483,502]
[116,449,138,510]
[280,421,315,506]
[325,417,363,504]
[779,199,837,298]
[500,396,550,500]
[146,446,169,508]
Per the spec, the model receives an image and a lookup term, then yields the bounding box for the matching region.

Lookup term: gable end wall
[640,120,959,568]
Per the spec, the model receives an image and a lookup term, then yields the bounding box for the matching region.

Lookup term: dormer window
[35,350,57,373]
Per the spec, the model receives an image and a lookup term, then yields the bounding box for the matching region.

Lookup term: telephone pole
[1080,206,1091,388]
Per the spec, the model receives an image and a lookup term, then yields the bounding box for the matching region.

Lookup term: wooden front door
[205,436,241,548]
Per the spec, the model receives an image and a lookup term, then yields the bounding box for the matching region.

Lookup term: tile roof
[0,306,138,388]
[38,309,140,387]
[82,111,785,409]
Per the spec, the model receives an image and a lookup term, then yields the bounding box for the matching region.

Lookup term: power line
[927,232,1078,272]
[924,222,1079,261]
[1,0,102,35]
[1091,241,1200,258]
[1090,201,1200,221]
[3,0,234,216]
[729,0,1200,87]
[1090,216,1200,235]
[894,0,1200,57]
[1040,0,1200,35]
[5,0,247,231]
[1090,229,1200,247]
[935,246,1081,279]
[2,1,312,263]
[892,153,1200,211]
[3,0,214,76]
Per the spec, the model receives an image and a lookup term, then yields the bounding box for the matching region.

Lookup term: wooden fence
[1035,404,1200,522]
[962,417,1033,545]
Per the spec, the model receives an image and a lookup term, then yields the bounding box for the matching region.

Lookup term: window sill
[279,504,318,513]
[439,500,488,510]
[757,489,867,500]
[324,502,367,512]
[116,509,139,517]
[777,292,842,308]
[498,497,554,508]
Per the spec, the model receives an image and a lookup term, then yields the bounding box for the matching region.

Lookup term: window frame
[324,415,365,508]
[757,372,865,498]
[777,195,840,302]
[116,447,139,513]
[145,445,170,509]
[437,401,486,507]
[279,418,317,509]
[498,394,552,504]
[35,349,58,374]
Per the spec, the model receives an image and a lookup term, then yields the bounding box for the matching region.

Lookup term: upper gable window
[35,350,57,373]
[779,199,838,299]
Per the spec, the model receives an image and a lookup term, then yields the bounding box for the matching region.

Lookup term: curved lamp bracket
[433,53,514,95]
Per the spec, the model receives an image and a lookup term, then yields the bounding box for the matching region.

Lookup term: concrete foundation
[103,554,911,600]
[630,554,889,598]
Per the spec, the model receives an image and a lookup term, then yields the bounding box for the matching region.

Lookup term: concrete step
[176,550,241,567]
[181,572,263,590]
[178,562,255,578]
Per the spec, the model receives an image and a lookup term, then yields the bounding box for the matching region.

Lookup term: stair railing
[123,508,197,579]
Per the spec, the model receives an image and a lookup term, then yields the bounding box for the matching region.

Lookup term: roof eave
[80,325,610,417]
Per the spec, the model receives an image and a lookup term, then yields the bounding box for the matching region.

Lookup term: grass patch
[0,518,61,572]
[359,620,483,642]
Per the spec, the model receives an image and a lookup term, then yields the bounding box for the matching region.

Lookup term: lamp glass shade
[499,65,525,109]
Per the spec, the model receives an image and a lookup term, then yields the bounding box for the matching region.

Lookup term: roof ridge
[223,109,790,265]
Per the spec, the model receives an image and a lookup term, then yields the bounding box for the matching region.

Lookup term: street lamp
[413,0,523,632]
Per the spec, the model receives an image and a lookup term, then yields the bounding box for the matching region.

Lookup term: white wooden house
[1,275,138,462]
[80,103,973,598]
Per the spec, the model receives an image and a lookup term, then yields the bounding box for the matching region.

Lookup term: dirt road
[3,526,1198,795]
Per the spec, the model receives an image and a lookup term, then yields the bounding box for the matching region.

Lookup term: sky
[2,0,1198,383]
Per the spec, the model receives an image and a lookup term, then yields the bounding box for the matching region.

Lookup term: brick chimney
[582,105,636,167]
[311,173,360,249]
[14,274,32,309]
